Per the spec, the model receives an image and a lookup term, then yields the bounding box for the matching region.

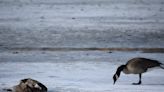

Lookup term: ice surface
[0,51,164,92]
[0,0,164,92]
[0,0,164,48]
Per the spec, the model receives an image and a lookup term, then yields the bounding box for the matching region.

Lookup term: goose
[113,57,164,85]
[3,78,47,92]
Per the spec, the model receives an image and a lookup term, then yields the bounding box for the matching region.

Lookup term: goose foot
[132,81,141,85]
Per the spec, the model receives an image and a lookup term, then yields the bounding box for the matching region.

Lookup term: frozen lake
[0,0,164,92]
[0,51,164,92]
[0,0,164,48]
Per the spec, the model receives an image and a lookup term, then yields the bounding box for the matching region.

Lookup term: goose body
[14,78,47,92]
[113,57,164,85]
[4,78,47,92]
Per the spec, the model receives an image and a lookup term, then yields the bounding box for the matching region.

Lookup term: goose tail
[160,63,164,69]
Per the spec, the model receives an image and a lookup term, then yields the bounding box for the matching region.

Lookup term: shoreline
[1,47,164,53]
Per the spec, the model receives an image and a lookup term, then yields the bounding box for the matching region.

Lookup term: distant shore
[2,47,164,53]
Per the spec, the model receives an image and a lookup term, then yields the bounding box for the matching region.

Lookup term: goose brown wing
[141,58,161,68]
[126,58,161,69]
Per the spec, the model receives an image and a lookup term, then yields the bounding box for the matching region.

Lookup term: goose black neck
[116,65,125,77]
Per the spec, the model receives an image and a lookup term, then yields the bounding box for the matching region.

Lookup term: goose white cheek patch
[34,84,42,90]
[116,74,119,80]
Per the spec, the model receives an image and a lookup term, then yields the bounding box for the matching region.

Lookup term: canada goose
[113,57,164,85]
[4,78,47,92]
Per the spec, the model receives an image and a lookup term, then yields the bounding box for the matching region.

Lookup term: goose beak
[113,74,118,85]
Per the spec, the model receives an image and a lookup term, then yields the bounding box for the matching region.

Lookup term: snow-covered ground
[0,0,164,48]
[0,0,164,92]
[0,51,164,92]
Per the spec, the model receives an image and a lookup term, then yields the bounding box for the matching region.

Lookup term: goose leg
[132,73,142,85]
